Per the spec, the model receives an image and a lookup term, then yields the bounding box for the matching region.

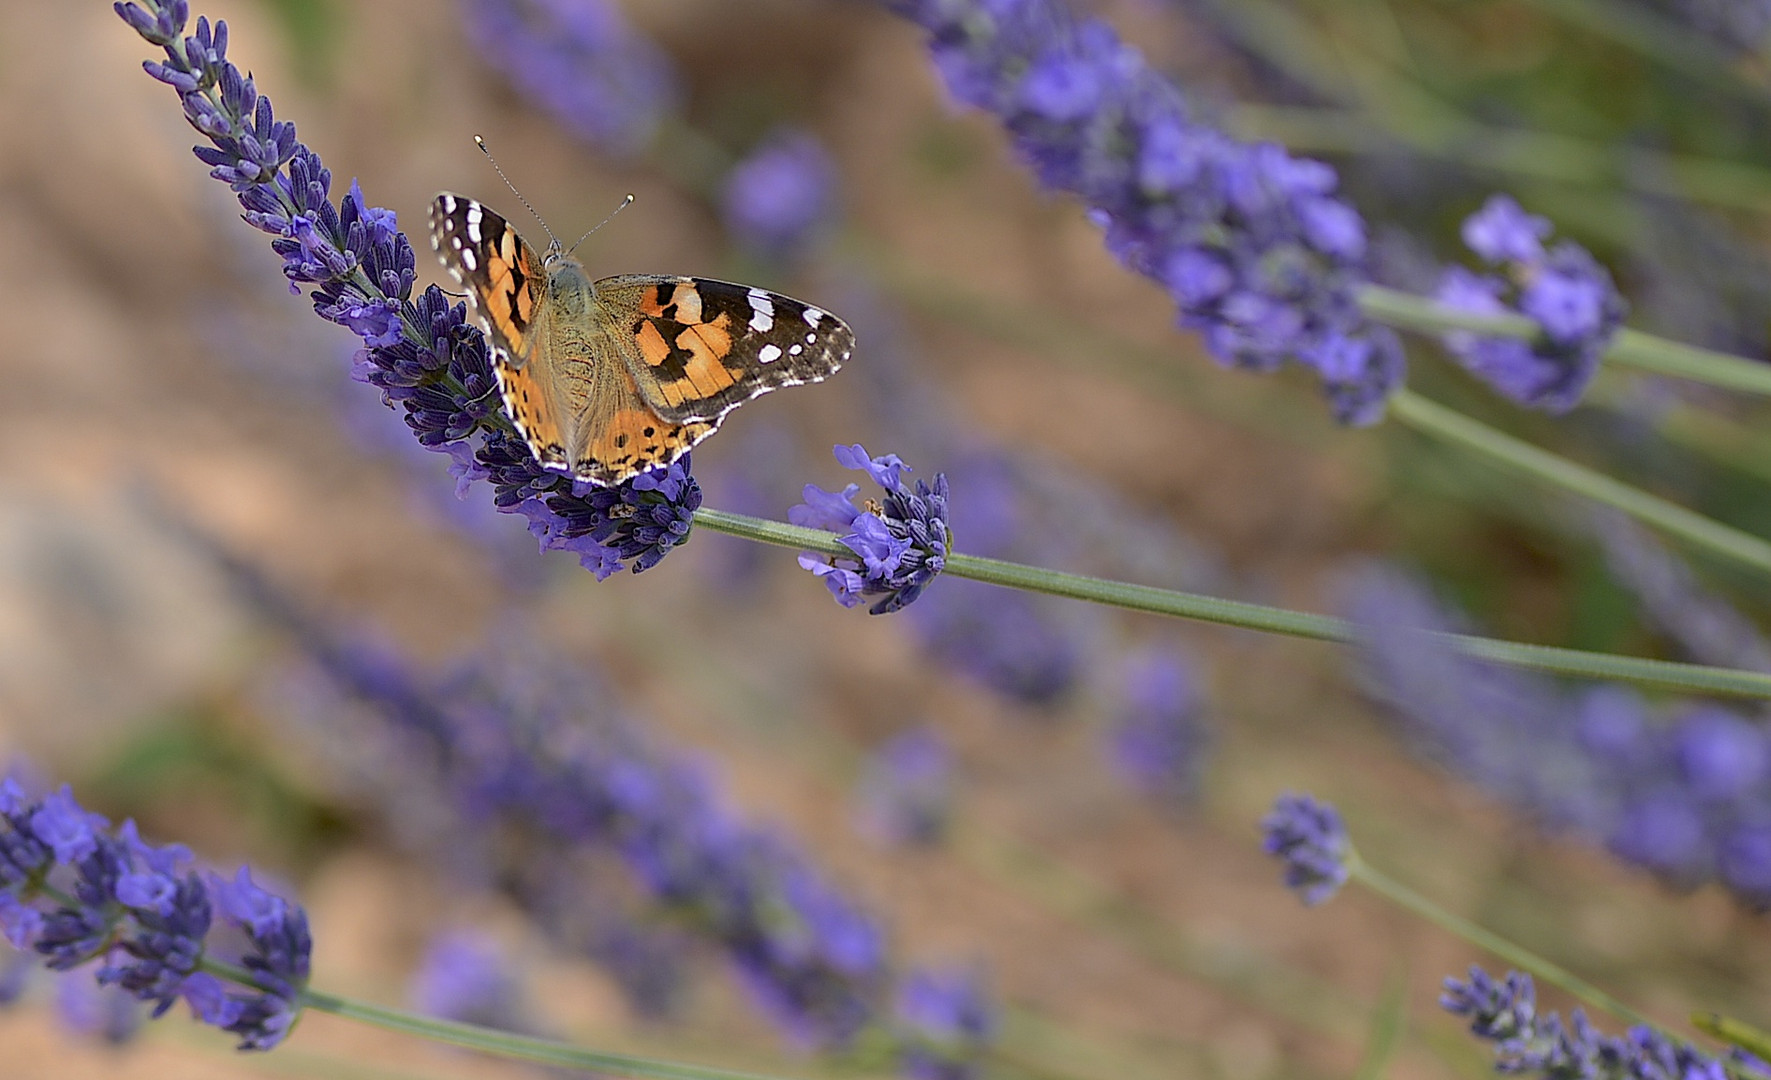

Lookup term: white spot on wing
[789,344,803,356]
[747,288,776,333]
[461,248,477,270]
[758,343,782,364]
[803,307,825,326]
[441,194,457,212]
[466,203,483,242]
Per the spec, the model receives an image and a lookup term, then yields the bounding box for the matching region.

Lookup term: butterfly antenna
[474,134,562,255]
[567,193,636,256]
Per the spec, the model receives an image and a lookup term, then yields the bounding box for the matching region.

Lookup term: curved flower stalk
[117,0,699,580]
[0,776,311,1050]
[1434,196,1628,412]
[879,0,1404,425]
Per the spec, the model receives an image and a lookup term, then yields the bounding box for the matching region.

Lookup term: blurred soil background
[0,0,1769,1078]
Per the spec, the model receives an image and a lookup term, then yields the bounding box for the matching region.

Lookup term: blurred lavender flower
[409,931,528,1032]
[880,0,1404,424]
[119,0,697,580]
[214,552,895,1051]
[1589,509,1771,672]
[1107,650,1212,812]
[1348,565,1771,908]
[1435,196,1627,412]
[461,0,680,156]
[791,445,950,614]
[0,945,28,1005]
[1261,793,1351,905]
[909,584,1080,705]
[1659,0,1771,54]
[723,130,839,259]
[0,776,310,1050]
[855,729,954,847]
[895,968,997,1080]
[56,975,144,1046]
[1443,964,1726,1080]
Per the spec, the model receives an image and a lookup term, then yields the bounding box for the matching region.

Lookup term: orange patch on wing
[495,360,565,464]
[659,316,738,400]
[635,321,672,367]
[638,284,676,318]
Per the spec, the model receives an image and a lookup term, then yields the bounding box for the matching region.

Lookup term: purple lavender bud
[1260,793,1351,905]
[722,130,838,258]
[1442,964,1730,1079]
[895,968,997,1080]
[409,931,527,1031]
[1461,195,1550,264]
[461,0,680,157]
[1437,198,1627,412]
[0,767,309,1050]
[1675,708,1769,800]
[854,729,954,847]
[1107,650,1212,812]
[794,445,949,615]
[881,0,1401,424]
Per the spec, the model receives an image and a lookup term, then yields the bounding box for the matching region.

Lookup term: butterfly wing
[429,193,574,473]
[594,275,854,426]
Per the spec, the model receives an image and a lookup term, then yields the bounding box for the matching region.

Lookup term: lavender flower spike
[1260,793,1352,905]
[1443,964,1728,1080]
[119,0,698,580]
[791,445,950,614]
[1436,195,1627,412]
[880,0,1404,424]
[723,129,839,259]
[0,777,310,1050]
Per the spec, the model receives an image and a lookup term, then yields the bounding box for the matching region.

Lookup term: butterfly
[429,193,853,486]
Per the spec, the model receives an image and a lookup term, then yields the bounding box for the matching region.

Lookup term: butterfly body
[429,192,852,485]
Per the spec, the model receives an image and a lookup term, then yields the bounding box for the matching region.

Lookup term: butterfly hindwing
[596,276,854,425]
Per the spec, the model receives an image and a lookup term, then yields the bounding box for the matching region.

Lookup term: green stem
[294,985,791,1080]
[1357,287,1771,397]
[1349,856,1662,1033]
[689,508,1771,699]
[1388,390,1771,580]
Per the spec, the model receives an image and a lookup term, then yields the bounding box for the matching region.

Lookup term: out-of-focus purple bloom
[223,561,898,1051]
[1590,509,1771,673]
[895,968,997,1080]
[119,0,698,580]
[1663,0,1771,54]
[1347,564,1771,908]
[409,931,527,1032]
[461,0,680,156]
[1443,964,1727,1080]
[0,773,309,1050]
[855,729,954,847]
[1108,650,1212,812]
[1436,195,1627,412]
[1261,793,1352,905]
[881,0,1404,424]
[792,445,949,615]
[0,944,30,1005]
[723,129,838,258]
[57,975,144,1046]
[908,582,1080,705]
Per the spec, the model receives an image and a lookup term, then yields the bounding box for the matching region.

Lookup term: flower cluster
[461,0,680,157]
[1105,650,1212,812]
[1347,565,1771,908]
[1260,793,1352,906]
[1442,965,1729,1080]
[880,0,1404,424]
[0,779,310,1050]
[854,729,954,847]
[895,968,998,1080]
[792,445,950,615]
[118,0,699,580]
[1435,195,1627,412]
[722,129,839,259]
[219,550,899,1051]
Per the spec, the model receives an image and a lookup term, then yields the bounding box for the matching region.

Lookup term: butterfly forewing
[597,276,854,425]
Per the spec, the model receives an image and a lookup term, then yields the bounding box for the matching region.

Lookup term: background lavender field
[1,0,1769,1077]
